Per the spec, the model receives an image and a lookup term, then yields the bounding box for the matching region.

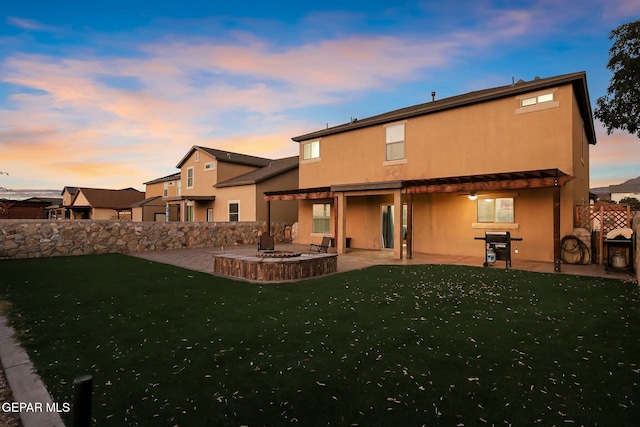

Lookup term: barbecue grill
[603,227,634,274]
[474,231,522,269]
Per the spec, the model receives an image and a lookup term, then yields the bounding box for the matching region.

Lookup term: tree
[594,19,640,138]
[0,171,9,192]
[619,197,640,209]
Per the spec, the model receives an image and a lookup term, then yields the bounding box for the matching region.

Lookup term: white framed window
[186,167,194,189]
[477,198,514,223]
[207,208,214,222]
[163,182,168,197]
[204,162,216,171]
[228,201,239,222]
[312,203,331,233]
[303,140,320,160]
[186,205,194,222]
[177,180,182,196]
[520,92,554,107]
[385,123,405,161]
[195,151,200,162]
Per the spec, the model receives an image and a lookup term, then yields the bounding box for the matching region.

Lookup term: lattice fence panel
[575,204,631,264]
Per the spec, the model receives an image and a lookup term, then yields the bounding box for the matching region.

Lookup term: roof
[72,188,146,209]
[610,184,640,194]
[216,156,299,188]
[60,186,78,196]
[130,195,163,207]
[292,71,596,146]
[143,172,181,185]
[176,146,272,169]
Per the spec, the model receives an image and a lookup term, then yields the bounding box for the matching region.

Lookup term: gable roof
[292,71,596,146]
[143,172,181,186]
[60,186,78,196]
[72,188,145,209]
[216,156,299,188]
[176,145,272,169]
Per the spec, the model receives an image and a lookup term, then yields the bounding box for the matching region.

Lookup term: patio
[131,242,636,281]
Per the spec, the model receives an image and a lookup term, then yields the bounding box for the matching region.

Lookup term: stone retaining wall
[0,220,287,259]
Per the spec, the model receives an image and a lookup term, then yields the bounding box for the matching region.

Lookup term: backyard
[0,254,639,426]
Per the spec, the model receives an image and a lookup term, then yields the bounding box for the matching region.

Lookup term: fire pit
[256,250,302,258]
[213,251,337,281]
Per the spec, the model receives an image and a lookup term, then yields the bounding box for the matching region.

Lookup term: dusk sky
[1,0,639,195]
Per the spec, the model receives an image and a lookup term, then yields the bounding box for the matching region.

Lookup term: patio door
[381,204,408,250]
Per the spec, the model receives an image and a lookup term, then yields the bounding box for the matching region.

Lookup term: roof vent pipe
[431,91,436,102]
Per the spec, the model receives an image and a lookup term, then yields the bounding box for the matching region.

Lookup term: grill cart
[603,227,635,275]
[474,231,522,269]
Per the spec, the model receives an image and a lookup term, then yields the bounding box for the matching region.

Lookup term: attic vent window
[521,92,554,107]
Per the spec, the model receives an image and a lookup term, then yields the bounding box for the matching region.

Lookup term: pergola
[265,169,573,272]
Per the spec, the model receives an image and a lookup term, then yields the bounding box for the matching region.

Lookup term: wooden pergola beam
[265,191,335,201]
[406,176,573,194]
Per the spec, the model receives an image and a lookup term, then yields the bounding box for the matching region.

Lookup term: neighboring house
[135,173,181,221]
[140,146,298,224]
[69,187,145,220]
[609,179,640,203]
[267,71,596,266]
[590,176,640,202]
[1,197,60,219]
[47,186,78,219]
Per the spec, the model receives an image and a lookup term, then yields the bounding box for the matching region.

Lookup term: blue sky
[1,0,639,194]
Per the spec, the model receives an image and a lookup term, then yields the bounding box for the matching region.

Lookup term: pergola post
[336,193,347,254]
[405,192,413,259]
[393,189,402,260]
[266,200,271,235]
[553,185,561,272]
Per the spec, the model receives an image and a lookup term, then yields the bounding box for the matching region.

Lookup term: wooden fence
[575,204,632,264]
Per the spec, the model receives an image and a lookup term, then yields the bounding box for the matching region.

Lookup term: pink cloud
[590,123,640,186]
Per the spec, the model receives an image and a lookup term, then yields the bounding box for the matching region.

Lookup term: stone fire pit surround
[213,252,337,282]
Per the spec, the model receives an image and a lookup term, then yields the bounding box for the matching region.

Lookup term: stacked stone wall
[0,220,286,259]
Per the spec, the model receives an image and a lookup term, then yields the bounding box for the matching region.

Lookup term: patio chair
[258,234,275,251]
[309,236,331,254]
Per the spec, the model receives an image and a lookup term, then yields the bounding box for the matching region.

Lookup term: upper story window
[163,182,169,197]
[195,151,200,162]
[303,140,320,160]
[520,92,554,107]
[186,167,194,189]
[204,162,216,171]
[385,123,405,161]
[177,180,182,196]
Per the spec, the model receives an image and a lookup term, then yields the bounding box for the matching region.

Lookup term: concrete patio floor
[131,242,636,282]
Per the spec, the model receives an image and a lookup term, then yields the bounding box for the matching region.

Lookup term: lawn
[1,254,639,426]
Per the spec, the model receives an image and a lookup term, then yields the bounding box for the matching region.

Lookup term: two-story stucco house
[267,72,596,269]
[139,146,298,224]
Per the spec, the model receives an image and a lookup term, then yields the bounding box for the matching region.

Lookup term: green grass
[1,254,639,426]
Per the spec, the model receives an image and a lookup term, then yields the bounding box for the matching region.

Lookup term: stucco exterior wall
[256,168,299,224]
[214,185,257,222]
[299,85,579,189]
[181,151,219,195]
[0,219,287,259]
